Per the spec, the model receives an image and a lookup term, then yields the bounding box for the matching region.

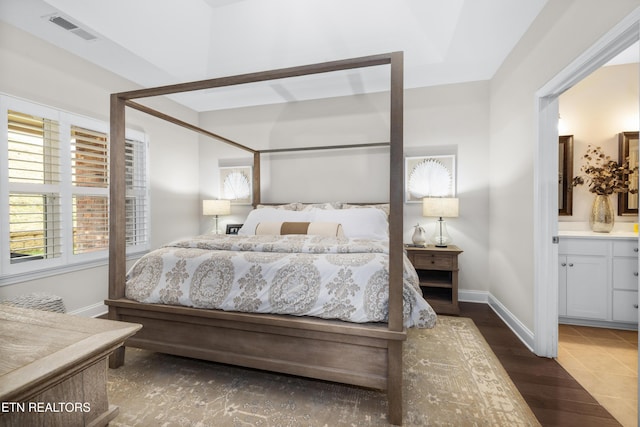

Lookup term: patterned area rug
[107,316,540,426]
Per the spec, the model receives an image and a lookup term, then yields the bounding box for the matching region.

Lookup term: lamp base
[431,217,452,247]
[210,216,220,234]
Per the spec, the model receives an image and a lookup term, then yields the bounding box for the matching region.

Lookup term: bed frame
[106,52,406,425]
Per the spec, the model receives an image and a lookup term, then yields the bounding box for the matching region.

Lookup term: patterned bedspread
[125,234,437,328]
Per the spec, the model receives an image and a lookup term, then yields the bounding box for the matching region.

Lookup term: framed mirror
[559,135,574,216]
[618,131,639,216]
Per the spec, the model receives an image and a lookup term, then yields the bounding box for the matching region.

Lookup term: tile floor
[557,324,638,427]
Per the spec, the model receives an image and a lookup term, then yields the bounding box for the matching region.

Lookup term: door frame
[534,11,640,357]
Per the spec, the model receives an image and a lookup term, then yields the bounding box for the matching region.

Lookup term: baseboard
[487,294,535,352]
[459,289,489,304]
[67,302,108,318]
[458,290,535,352]
[559,316,638,331]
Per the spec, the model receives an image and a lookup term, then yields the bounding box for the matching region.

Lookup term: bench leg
[109,346,126,369]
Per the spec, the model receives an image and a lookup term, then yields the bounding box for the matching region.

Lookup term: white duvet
[126,234,437,328]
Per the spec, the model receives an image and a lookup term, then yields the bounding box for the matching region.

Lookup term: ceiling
[0,0,563,112]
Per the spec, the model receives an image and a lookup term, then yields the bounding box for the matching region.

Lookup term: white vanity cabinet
[559,235,638,328]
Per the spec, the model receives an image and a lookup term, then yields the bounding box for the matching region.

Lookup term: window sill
[0,251,147,287]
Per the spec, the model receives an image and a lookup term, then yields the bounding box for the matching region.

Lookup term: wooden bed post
[387,51,405,426]
[108,93,127,368]
[109,93,127,301]
[253,152,261,206]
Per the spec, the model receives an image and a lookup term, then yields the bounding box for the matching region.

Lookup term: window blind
[8,110,60,184]
[70,125,109,255]
[71,126,108,188]
[9,193,62,262]
[7,110,62,263]
[125,138,148,247]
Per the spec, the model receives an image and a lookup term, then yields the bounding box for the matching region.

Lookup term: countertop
[558,230,638,239]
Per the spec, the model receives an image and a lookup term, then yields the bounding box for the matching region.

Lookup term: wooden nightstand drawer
[413,254,453,269]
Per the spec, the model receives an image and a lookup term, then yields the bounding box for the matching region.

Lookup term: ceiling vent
[48,15,97,41]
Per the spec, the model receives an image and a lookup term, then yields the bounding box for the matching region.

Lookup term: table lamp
[203,199,231,234]
[422,197,459,247]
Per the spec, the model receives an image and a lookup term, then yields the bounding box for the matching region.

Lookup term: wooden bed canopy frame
[106,52,407,424]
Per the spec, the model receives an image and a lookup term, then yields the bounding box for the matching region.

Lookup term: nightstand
[405,245,463,315]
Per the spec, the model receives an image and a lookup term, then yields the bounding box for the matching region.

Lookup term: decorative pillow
[256,203,299,210]
[298,202,342,211]
[238,208,313,235]
[255,221,344,237]
[310,207,388,240]
[342,203,390,216]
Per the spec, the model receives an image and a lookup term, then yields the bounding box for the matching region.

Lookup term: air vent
[71,28,97,41]
[48,15,97,41]
[49,16,77,30]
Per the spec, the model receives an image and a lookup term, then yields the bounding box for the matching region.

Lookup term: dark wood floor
[459,302,623,427]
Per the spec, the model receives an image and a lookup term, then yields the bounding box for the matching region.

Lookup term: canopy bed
[106,52,430,425]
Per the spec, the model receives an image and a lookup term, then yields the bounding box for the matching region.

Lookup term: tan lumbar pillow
[255,221,344,237]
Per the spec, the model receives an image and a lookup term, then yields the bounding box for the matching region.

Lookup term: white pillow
[238,208,313,235]
[310,207,388,240]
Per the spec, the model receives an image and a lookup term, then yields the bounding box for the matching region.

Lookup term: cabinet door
[613,258,639,291]
[613,290,639,323]
[566,255,608,320]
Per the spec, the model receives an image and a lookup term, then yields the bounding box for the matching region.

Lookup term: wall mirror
[558,135,574,216]
[618,131,639,216]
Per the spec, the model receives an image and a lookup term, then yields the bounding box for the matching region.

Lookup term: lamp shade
[203,199,231,216]
[422,197,459,218]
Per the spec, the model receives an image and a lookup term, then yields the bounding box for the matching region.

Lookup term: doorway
[534,14,640,426]
[534,9,640,359]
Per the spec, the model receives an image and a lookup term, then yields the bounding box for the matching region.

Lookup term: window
[71,125,109,255]
[1,96,149,282]
[7,110,62,263]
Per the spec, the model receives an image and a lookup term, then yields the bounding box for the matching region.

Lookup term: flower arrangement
[572,145,638,195]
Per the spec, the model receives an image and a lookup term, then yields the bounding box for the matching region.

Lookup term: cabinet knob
[634,272,639,277]
[634,248,639,252]
[561,263,567,267]
[568,263,574,267]
[635,304,639,309]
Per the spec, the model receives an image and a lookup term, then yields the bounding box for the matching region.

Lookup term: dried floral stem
[572,145,638,195]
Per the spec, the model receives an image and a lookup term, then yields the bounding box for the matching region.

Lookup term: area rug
[107,316,540,426]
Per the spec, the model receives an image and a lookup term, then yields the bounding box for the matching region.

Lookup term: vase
[412,223,427,246]
[589,194,614,233]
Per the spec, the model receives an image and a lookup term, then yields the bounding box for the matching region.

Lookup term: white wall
[0,22,201,314]
[198,81,491,294]
[489,0,640,330]
[560,63,639,226]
